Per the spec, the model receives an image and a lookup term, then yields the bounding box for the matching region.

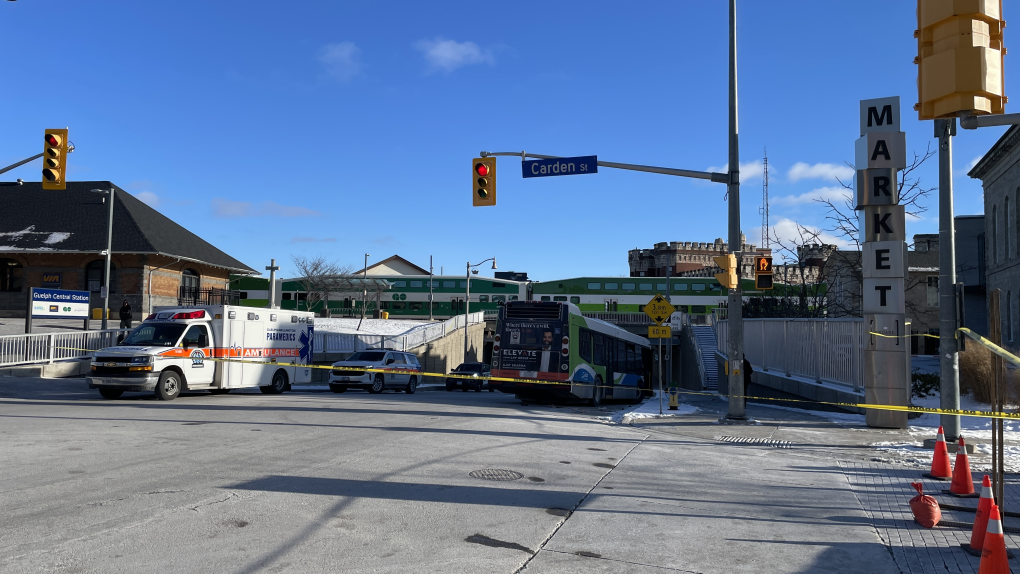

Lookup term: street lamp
[90,188,115,330]
[464,257,496,360]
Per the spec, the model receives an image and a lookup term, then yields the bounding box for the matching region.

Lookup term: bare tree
[290,256,356,316]
[763,223,828,317]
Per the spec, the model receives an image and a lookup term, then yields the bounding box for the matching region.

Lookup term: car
[329,350,422,394]
[446,362,493,392]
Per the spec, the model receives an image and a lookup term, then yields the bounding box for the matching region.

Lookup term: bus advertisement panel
[499,320,566,376]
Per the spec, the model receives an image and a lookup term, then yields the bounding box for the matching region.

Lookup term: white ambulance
[87,305,315,401]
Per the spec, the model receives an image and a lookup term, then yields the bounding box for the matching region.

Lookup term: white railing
[583,312,656,325]
[0,329,132,368]
[314,312,485,354]
[717,318,864,391]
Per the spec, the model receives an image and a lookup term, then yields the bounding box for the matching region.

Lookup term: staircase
[692,325,719,390]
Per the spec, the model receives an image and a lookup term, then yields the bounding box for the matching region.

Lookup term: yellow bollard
[668,387,679,410]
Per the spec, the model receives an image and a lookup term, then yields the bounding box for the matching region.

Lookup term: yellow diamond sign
[643,294,676,325]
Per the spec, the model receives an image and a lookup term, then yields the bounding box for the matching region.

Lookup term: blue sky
[0,1,1008,280]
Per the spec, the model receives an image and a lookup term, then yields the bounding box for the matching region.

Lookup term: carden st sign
[522,155,598,178]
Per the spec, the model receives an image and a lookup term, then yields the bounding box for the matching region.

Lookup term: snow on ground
[313,318,434,336]
[598,392,699,424]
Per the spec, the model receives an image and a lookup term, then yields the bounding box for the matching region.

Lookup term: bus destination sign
[522,156,598,178]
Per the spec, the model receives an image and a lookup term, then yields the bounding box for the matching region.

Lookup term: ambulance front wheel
[155,370,182,401]
[261,370,288,394]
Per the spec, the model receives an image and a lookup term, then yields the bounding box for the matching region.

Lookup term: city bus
[490,301,651,406]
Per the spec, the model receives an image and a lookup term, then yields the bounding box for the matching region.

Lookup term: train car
[529,276,732,318]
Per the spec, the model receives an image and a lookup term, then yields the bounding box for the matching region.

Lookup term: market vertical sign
[31,288,90,319]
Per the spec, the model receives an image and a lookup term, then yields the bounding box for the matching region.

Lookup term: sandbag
[909,482,942,528]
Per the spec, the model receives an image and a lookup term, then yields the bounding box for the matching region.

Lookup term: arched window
[181,268,200,290]
[0,259,23,292]
[992,205,998,264]
[86,260,116,293]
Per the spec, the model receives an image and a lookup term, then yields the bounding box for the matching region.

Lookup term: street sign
[643,293,676,325]
[522,156,597,178]
[648,325,671,339]
[31,288,90,319]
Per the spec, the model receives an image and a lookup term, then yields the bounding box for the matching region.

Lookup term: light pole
[357,253,369,329]
[90,188,115,330]
[429,255,434,321]
[465,257,497,361]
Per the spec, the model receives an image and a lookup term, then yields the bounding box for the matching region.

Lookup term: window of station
[86,260,117,293]
[692,284,706,291]
[570,296,580,304]
[410,281,423,288]
[0,259,23,292]
[673,283,689,291]
[393,281,406,287]
[622,283,635,291]
[553,296,567,302]
[478,295,489,303]
[587,282,601,290]
[605,282,618,290]
[540,296,551,301]
[639,283,652,290]
[443,281,456,288]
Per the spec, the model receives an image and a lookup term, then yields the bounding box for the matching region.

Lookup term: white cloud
[318,42,361,81]
[136,191,160,207]
[966,155,983,171]
[771,186,850,207]
[706,160,766,181]
[212,199,322,219]
[787,162,854,183]
[749,217,854,252]
[413,37,494,73]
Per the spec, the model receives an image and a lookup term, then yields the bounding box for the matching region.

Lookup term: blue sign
[31,288,91,319]
[522,156,598,178]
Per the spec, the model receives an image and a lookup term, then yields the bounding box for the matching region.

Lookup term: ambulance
[87,305,315,401]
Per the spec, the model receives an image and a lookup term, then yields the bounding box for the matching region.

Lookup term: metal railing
[685,324,708,389]
[717,318,864,391]
[314,311,485,354]
[0,329,133,368]
[178,287,240,306]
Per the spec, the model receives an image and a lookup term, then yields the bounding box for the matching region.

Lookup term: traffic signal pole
[936,118,960,440]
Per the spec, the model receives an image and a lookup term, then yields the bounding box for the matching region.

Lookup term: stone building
[628,234,771,279]
[0,181,256,319]
[969,125,1020,352]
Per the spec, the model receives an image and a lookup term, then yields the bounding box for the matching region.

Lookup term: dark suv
[446,362,492,392]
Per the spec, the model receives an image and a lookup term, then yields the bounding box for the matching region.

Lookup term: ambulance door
[181,324,214,387]
[244,321,266,387]
[226,321,245,388]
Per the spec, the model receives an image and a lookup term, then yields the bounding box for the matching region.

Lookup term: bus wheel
[633,381,645,404]
[261,370,288,394]
[155,371,182,401]
[589,377,603,407]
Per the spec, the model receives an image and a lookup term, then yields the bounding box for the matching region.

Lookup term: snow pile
[313,318,434,336]
[598,392,699,425]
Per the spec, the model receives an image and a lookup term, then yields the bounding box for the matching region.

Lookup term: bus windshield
[120,323,188,347]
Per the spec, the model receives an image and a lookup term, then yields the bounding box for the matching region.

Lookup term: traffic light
[754,256,774,290]
[42,128,69,190]
[713,254,738,290]
[472,157,496,207]
[914,1,1005,119]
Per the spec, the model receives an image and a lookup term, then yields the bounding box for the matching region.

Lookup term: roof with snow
[0,181,255,273]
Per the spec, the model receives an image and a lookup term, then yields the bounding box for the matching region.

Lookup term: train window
[622,283,635,291]
[540,296,551,302]
[710,284,722,291]
[579,329,592,362]
[692,305,706,313]
[553,296,567,302]
[479,295,489,303]
[459,281,467,288]
[393,281,406,287]
[570,296,580,304]
[282,293,292,300]
[605,282,618,290]
[509,295,519,300]
[410,302,423,310]
[380,302,390,309]
[393,302,406,309]
[692,284,706,291]
[443,281,456,288]
[657,283,667,291]
[411,281,423,288]
[639,283,652,290]
[587,282,601,290]
[492,295,506,302]
[673,283,689,291]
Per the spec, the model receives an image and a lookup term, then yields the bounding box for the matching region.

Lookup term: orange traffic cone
[978,504,1010,574]
[927,425,953,480]
[950,437,976,496]
[967,476,994,555]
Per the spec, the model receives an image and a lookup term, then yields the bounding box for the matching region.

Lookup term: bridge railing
[314,311,485,354]
[716,318,864,391]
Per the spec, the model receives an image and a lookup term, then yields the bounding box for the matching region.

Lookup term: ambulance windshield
[120,323,189,347]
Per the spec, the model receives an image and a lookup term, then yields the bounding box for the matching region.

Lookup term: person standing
[119,299,132,329]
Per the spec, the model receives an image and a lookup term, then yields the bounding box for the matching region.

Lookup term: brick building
[628,234,771,279]
[969,125,1020,352]
[0,181,256,319]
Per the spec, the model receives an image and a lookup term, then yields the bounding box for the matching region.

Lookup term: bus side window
[593,334,606,366]
[617,340,626,373]
[579,328,593,362]
[626,343,637,374]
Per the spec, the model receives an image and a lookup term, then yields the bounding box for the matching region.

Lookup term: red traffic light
[475,163,489,177]
[45,133,62,147]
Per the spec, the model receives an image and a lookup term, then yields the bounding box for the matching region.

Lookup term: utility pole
[721,0,749,424]
[266,259,279,309]
[936,118,960,440]
[429,256,434,321]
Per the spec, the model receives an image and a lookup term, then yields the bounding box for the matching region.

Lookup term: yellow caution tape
[958,327,1020,367]
[868,331,940,339]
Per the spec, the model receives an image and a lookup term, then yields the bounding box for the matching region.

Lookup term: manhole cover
[717,436,792,449]
[470,469,524,481]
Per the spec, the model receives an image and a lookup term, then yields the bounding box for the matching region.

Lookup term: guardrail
[717,318,864,391]
[583,313,657,325]
[0,329,132,368]
[314,312,485,354]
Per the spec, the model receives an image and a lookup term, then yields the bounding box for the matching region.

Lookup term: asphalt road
[1,378,899,573]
